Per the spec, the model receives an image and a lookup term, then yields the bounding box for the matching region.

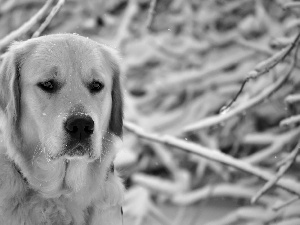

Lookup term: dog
[0,34,124,225]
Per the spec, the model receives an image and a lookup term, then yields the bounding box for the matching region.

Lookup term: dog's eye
[89,81,104,93]
[37,80,57,93]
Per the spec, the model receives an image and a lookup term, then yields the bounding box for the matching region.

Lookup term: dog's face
[0,34,123,197]
[20,36,115,160]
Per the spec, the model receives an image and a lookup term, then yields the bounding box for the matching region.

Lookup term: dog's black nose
[64,116,94,140]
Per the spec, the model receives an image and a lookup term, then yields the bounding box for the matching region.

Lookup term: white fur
[0,34,124,225]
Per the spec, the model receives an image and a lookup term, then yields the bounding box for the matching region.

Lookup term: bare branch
[280,115,300,126]
[218,31,300,115]
[183,34,300,132]
[114,0,138,48]
[243,128,300,164]
[145,0,157,30]
[124,121,300,196]
[283,2,300,9]
[285,93,300,104]
[235,37,274,56]
[151,51,255,94]
[183,64,294,132]
[251,142,300,204]
[272,196,300,211]
[171,183,274,206]
[32,0,65,38]
[0,0,54,53]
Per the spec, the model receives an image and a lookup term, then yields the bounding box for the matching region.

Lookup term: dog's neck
[0,150,124,224]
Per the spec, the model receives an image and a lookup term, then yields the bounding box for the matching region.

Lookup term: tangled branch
[183,31,300,133]
[0,0,54,53]
[124,121,300,196]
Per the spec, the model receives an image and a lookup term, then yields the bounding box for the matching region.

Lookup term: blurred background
[1,0,300,224]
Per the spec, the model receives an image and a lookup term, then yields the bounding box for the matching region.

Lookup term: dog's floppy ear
[0,41,35,139]
[0,45,22,129]
[99,45,123,137]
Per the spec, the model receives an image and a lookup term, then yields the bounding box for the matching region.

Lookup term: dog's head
[0,34,123,197]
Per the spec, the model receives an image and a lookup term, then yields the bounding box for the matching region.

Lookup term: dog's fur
[0,34,124,225]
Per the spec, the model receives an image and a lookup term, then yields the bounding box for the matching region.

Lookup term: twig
[285,94,300,104]
[272,196,300,211]
[270,37,294,49]
[114,0,138,48]
[183,64,295,132]
[0,1,43,15]
[183,34,300,132]
[219,31,300,114]
[235,37,274,56]
[132,172,188,195]
[124,121,300,196]
[171,183,274,206]
[0,0,54,53]
[251,142,300,204]
[145,0,157,30]
[283,2,300,9]
[243,128,300,164]
[151,51,255,94]
[242,133,276,146]
[276,150,297,168]
[32,0,65,38]
[280,115,300,126]
[205,206,277,225]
